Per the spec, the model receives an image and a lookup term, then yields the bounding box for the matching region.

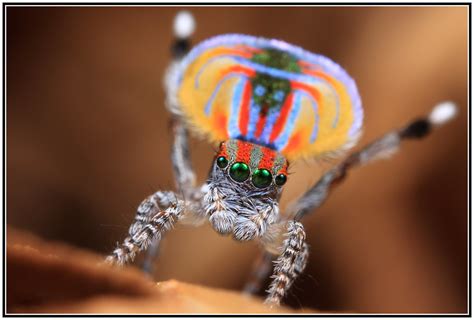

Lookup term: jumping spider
[106,11,457,306]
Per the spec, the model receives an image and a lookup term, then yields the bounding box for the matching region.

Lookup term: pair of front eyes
[216,156,287,188]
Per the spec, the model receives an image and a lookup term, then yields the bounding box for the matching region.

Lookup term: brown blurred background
[7,6,468,313]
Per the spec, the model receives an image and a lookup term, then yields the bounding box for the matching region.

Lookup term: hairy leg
[265,220,309,306]
[259,103,456,305]
[106,191,185,265]
[243,220,286,295]
[287,102,457,220]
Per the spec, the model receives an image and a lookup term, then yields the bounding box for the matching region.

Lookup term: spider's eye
[229,162,250,182]
[216,156,228,168]
[252,169,272,188]
[275,173,287,186]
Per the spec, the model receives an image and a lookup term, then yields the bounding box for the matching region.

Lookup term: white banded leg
[262,103,457,305]
[265,220,309,306]
[288,102,458,220]
[106,191,185,266]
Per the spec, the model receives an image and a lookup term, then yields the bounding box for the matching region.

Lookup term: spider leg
[265,220,309,306]
[243,220,286,295]
[106,191,185,266]
[169,118,196,193]
[261,102,456,306]
[141,12,197,274]
[165,11,197,194]
[288,101,458,220]
[243,250,275,295]
[141,235,161,275]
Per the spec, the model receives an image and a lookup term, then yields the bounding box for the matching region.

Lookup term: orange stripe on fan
[238,81,252,136]
[282,131,302,154]
[291,81,322,106]
[304,69,340,91]
[212,111,229,140]
[254,112,267,139]
[220,65,256,78]
[269,93,294,143]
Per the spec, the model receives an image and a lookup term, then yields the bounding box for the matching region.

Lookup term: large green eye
[229,162,250,182]
[275,173,287,186]
[216,156,228,168]
[252,169,272,188]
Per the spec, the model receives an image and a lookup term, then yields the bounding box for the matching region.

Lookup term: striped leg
[288,102,458,220]
[265,220,309,306]
[106,191,185,266]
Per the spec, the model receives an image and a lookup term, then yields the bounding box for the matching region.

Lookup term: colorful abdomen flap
[175,34,363,161]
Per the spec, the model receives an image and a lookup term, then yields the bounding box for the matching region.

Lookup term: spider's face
[203,139,288,241]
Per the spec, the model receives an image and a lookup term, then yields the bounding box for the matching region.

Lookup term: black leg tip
[400,119,431,139]
[172,39,190,58]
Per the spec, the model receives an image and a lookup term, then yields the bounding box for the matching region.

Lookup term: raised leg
[165,11,197,194]
[287,101,458,220]
[106,191,185,266]
[170,118,196,192]
[261,102,456,306]
[140,12,197,273]
[265,220,309,306]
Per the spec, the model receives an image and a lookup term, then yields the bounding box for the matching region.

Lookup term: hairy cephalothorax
[204,140,283,241]
[105,11,457,307]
